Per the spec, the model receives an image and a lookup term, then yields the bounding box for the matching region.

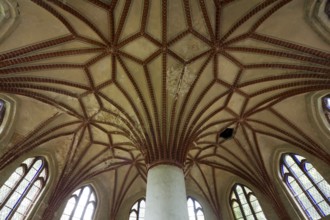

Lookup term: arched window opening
[230,184,267,220]
[0,99,6,126]
[280,153,330,220]
[129,198,145,220]
[325,0,330,18]
[128,197,205,220]
[60,185,97,220]
[187,197,205,220]
[322,95,330,123]
[0,157,48,220]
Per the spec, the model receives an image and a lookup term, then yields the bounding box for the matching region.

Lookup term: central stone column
[145,164,189,220]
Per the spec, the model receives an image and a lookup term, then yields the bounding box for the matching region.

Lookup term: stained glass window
[280,153,330,220]
[60,185,97,220]
[0,99,6,126]
[322,95,330,124]
[187,197,204,220]
[230,184,267,220]
[129,198,145,220]
[0,157,48,220]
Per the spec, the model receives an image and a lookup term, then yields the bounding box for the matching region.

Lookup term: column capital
[147,160,184,171]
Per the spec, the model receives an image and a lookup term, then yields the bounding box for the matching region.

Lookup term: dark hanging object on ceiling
[219,128,234,139]
[325,0,330,19]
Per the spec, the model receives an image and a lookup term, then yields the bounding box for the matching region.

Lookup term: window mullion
[0,165,29,210]
[7,165,43,220]
[301,161,329,206]
[80,188,93,219]
[193,199,198,220]
[69,190,83,220]
[287,159,324,218]
[137,200,141,220]
[245,191,257,219]
[234,188,247,220]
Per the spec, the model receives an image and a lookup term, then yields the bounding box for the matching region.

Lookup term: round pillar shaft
[145,164,189,220]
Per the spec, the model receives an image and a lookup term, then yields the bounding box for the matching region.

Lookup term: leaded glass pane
[291,164,304,178]
[306,207,321,219]
[16,179,29,194]
[289,178,303,195]
[281,153,330,220]
[32,159,43,171]
[308,167,323,183]
[63,198,76,216]
[129,212,137,220]
[83,203,95,220]
[11,212,24,220]
[298,193,313,209]
[73,187,91,219]
[61,216,70,220]
[308,187,323,203]
[90,193,96,202]
[317,180,330,198]
[242,204,252,215]
[295,155,305,162]
[187,197,205,220]
[230,184,267,220]
[6,191,21,209]
[0,157,47,220]
[61,185,97,220]
[284,156,295,166]
[4,171,21,189]
[0,207,11,220]
[299,175,313,189]
[256,212,267,220]
[22,158,34,168]
[239,193,247,204]
[26,184,40,200]
[251,200,262,213]
[318,201,330,215]
[0,185,11,203]
[233,207,243,219]
[16,197,31,215]
[246,215,254,220]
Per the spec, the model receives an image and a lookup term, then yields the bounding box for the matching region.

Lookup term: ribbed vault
[0,0,329,219]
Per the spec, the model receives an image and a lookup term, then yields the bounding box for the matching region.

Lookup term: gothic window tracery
[129,198,145,220]
[128,197,205,220]
[187,197,205,220]
[230,184,267,220]
[60,185,97,220]
[0,157,48,220]
[280,153,330,220]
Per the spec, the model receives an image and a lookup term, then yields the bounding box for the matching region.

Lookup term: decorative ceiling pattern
[0,0,329,219]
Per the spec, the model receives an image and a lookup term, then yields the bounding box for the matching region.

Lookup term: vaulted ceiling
[0,0,329,219]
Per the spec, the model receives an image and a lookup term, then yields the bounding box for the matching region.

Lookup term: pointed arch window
[0,157,48,220]
[187,197,204,220]
[60,185,97,220]
[129,197,205,220]
[129,198,145,220]
[280,153,330,220]
[230,184,267,220]
[322,95,330,124]
[0,99,6,126]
